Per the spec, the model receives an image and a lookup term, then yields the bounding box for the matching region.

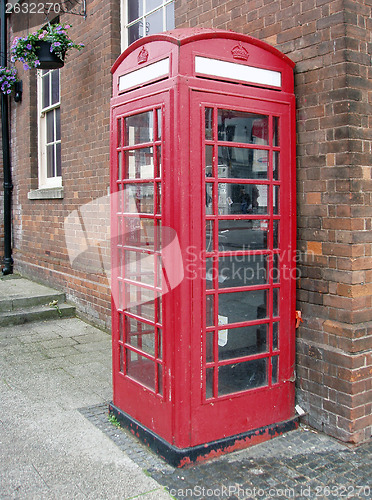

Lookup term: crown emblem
[231,43,249,61]
[138,46,149,64]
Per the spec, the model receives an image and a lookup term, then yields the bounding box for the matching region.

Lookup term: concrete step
[0,276,76,326]
[0,302,76,326]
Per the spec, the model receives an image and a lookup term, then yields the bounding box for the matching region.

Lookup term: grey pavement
[0,316,171,499]
[0,278,371,499]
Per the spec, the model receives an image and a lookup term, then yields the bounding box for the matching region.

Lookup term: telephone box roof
[112,28,295,74]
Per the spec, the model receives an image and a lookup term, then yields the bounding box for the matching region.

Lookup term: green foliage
[108,413,121,428]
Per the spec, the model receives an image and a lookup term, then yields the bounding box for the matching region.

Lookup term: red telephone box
[109,29,297,467]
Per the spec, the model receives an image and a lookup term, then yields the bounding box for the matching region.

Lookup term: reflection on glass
[117,216,123,247]
[157,328,162,358]
[155,220,162,251]
[206,331,214,362]
[218,289,268,324]
[125,316,155,356]
[56,143,61,176]
[147,0,162,12]
[272,355,279,384]
[217,184,268,215]
[47,144,55,178]
[205,258,214,289]
[125,284,157,322]
[118,280,123,310]
[206,294,214,326]
[118,245,124,277]
[119,313,124,341]
[218,324,268,360]
[218,358,267,395]
[117,118,122,148]
[42,72,50,108]
[157,363,163,395]
[124,184,154,214]
[46,111,54,143]
[117,184,123,214]
[124,251,155,286]
[119,345,124,372]
[218,147,268,179]
[51,69,59,105]
[55,108,61,140]
[156,254,162,288]
[127,349,155,390]
[206,220,214,252]
[156,146,161,177]
[273,151,279,180]
[218,110,269,145]
[157,295,162,324]
[118,151,122,180]
[125,111,153,146]
[124,217,155,249]
[206,367,214,398]
[128,21,142,44]
[125,148,154,179]
[218,220,269,251]
[205,145,214,176]
[273,185,280,215]
[145,9,163,35]
[156,183,161,214]
[205,108,213,140]
[166,2,175,29]
[128,0,142,23]
[156,108,162,140]
[273,220,279,249]
[218,254,268,288]
[273,253,280,283]
[273,288,279,317]
[273,117,279,146]
[205,183,213,214]
[273,322,279,350]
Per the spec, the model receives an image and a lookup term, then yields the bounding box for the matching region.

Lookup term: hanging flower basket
[35,41,65,69]
[0,66,18,95]
[11,23,84,71]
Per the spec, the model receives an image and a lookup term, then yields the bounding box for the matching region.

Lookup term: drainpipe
[1,0,13,275]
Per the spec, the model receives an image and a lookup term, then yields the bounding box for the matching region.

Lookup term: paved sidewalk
[0,317,171,499]
[1,312,371,499]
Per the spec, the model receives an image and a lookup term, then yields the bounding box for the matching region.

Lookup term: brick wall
[175,0,372,444]
[9,0,121,329]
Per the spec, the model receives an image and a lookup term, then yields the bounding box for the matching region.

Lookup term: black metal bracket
[58,0,87,19]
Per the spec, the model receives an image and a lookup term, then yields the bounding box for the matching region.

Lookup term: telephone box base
[109,403,299,468]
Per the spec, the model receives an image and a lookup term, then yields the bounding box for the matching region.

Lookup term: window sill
[28,187,64,200]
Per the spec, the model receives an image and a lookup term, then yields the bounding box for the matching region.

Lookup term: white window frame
[120,0,175,51]
[37,69,62,189]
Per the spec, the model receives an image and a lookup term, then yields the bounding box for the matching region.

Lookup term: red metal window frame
[199,102,287,402]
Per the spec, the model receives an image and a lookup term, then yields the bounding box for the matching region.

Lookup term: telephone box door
[189,90,296,445]
[111,91,175,442]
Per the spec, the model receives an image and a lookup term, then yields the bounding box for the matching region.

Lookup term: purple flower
[26,44,32,50]
[23,63,30,71]
[35,60,40,67]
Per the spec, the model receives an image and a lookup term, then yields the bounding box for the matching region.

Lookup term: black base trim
[109,403,299,468]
